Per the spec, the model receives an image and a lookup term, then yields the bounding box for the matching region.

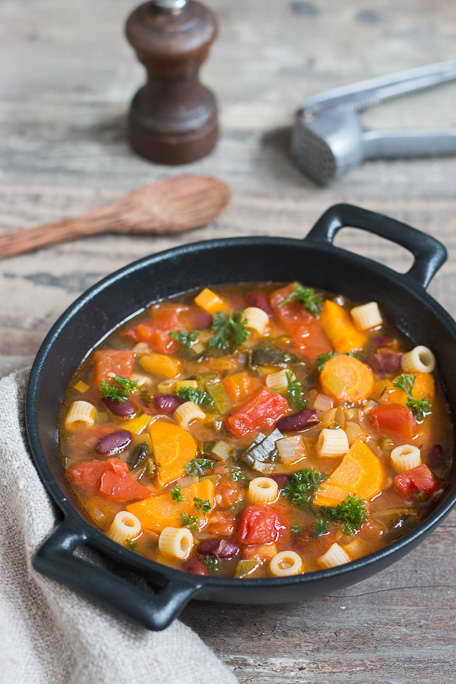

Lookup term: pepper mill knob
[125,0,218,165]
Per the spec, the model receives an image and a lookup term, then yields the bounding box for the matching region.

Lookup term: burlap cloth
[0,366,238,684]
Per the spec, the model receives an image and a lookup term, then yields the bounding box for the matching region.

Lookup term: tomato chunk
[226,387,289,437]
[394,464,439,498]
[121,304,190,355]
[270,284,331,360]
[69,458,152,502]
[93,349,134,387]
[236,505,283,545]
[370,403,417,439]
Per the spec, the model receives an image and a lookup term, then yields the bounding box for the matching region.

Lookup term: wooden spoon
[0,175,232,258]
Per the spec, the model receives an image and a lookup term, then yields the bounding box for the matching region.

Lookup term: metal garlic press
[291,60,456,185]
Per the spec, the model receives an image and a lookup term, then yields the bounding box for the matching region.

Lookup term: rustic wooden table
[1,0,456,681]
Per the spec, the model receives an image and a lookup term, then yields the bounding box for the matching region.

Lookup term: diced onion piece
[243,306,270,336]
[252,459,275,474]
[108,511,141,544]
[158,527,194,559]
[191,341,206,355]
[345,421,367,446]
[131,372,152,387]
[65,400,96,430]
[174,401,206,427]
[266,369,292,393]
[316,428,349,459]
[390,444,421,473]
[313,393,334,411]
[247,477,279,505]
[133,342,151,355]
[211,441,233,461]
[351,302,383,330]
[276,435,306,464]
[317,543,351,569]
[175,380,199,392]
[269,550,304,577]
[342,539,365,560]
[319,407,337,429]
[401,345,435,374]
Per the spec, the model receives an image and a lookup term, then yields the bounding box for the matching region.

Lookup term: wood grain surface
[1,0,456,681]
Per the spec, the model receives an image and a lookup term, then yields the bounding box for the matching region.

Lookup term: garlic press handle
[363,128,456,159]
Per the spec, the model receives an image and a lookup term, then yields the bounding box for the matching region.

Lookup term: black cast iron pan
[26,204,456,630]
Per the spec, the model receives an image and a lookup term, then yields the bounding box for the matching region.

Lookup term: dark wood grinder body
[125,0,218,164]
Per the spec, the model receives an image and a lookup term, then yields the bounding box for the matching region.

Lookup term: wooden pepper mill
[125,0,219,165]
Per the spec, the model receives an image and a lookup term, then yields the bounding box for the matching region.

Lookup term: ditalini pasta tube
[317,428,349,458]
[351,302,383,330]
[158,527,194,559]
[174,401,206,427]
[108,511,141,544]
[65,400,96,429]
[390,444,421,473]
[401,345,436,374]
[243,307,270,336]
[269,550,304,577]
[317,543,351,569]
[247,477,279,505]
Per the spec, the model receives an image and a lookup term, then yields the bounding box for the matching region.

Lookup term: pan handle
[304,203,447,289]
[33,519,201,631]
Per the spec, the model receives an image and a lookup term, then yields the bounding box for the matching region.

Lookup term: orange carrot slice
[314,440,384,506]
[126,479,215,532]
[194,288,228,314]
[320,354,374,403]
[379,371,435,406]
[222,371,262,405]
[320,300,366,353]
[149,421,198,487]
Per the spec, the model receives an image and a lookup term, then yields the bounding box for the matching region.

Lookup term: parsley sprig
[230,467,251,487]
[313,518,329,538]
[185,458,214,477]
[286,371,307,411]
[125,538,138,552]
[171,484,184,503]
[279,285,323,317]
[177,386,213,407]
[100,374,137,403]
[315,351,337,372]
[193,497,212,514]
[320,494,368,536]
[283,468,327,509]
[209,311,250,350]
[393,373,431,421]
[179,513,198,530]
[169,330,198,347]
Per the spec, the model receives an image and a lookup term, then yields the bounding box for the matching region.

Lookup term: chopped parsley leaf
[169,330,198,347]
[125,538,138,552]
[193,497,212,514]
[171,484,184,503]
[291,523,303,536]
[279,285,323,317]
[179,513,199,530]
[315,351,337,372]
[185,458,214,477]
[286,371,307,411]
[313,518,329,538]
[393,373,431,421]
[320,494,368,536]
[209,311,250,350]
[177,386,213,407]
[283,468,327,510]
[100,374,137,403]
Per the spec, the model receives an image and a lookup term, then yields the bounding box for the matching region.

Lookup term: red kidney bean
[96,430,132,455]
[428,444,444,468]
[367,347,403,376]
[193,311,213,329]
[270,474,292,489]
[276,408,320,432]
[183,557,208,576]
[153,394,183,413]
[198,539,239,559]
[102,397,136,417]
[246,291,274,318]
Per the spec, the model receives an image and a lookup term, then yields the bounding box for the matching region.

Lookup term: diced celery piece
[200,373,231,415]
[234,559,259,578]
[211,441,233,461]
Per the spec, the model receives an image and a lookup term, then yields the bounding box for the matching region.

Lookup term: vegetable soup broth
[60,283,453,579]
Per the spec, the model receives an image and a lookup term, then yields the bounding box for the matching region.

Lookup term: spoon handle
[0,204,122,259]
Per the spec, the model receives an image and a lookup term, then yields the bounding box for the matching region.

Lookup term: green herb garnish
[193,497,212,514]
[379,434,394,451]
[291,523,303,536]
[393,373,431,421]
[230,467,251,487]
[171,484,184,503]
[279,285,323,316]
[100,374,137,403]
[315,351,337,372]
[209,310,251,350]
[179,513,199,530]
[199,554,219,572]
[125,538,138,552]
[283,468,327,510]
[169,330,198,347]
[185,458,214,477]
[320,494,368,536]
[286,371,307,411]
[313,518,329,538]
[177,386,213,407]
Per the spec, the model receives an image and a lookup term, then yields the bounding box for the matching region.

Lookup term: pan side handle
[304,203,447,290]
[33,519,201,631]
